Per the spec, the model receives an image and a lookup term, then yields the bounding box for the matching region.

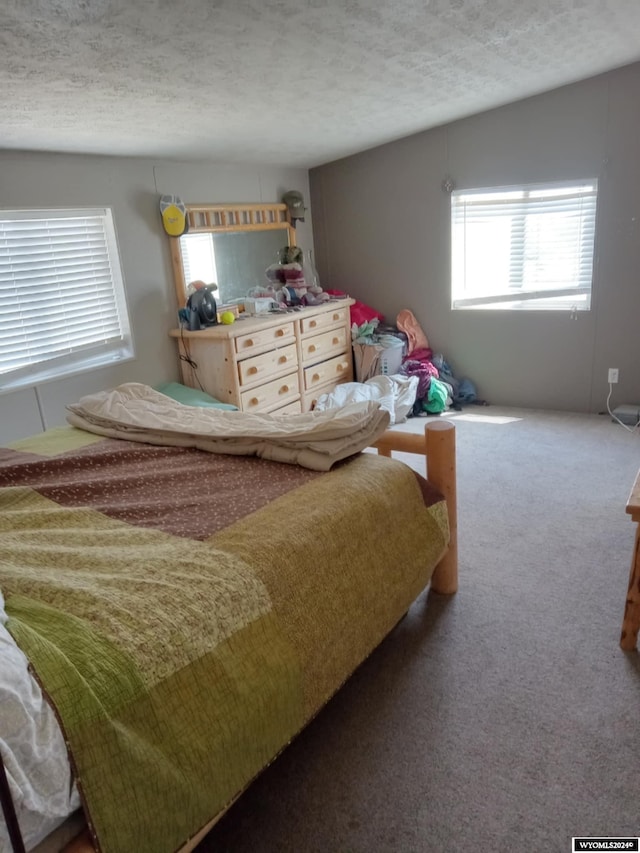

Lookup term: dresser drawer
[240,371,299,412]
[275,399,303,415]
[300,327,347,365]
[237,343,298,386]
[304,354,351,391]
[234,322,295,356]
[300,307,348,336]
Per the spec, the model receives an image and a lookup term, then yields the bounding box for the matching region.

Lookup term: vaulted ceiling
[3,0,640,168]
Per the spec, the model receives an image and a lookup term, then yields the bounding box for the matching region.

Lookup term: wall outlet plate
[608,368,619,383]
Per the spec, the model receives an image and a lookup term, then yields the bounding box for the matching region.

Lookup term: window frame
[450,179,598,312]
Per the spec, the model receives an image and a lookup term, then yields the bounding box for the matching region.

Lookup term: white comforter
[0,593,80,852]
[66,383,391,471]
[314,374,418,425]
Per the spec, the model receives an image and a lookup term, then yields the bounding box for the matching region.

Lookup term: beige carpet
[197,407,640,853]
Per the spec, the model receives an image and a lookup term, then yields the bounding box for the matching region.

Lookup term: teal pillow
[153,382,238,410]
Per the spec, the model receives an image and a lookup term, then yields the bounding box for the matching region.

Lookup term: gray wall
[0,152,311,443]
[310,62,640,413]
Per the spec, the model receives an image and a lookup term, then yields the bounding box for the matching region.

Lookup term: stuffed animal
[280,245,304,265]
[274,246,330,306]
[186,279,218,297]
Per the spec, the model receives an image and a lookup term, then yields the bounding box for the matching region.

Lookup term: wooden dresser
[169,298,354,414]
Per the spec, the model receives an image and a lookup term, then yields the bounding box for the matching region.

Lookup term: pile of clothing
[395,309,478,415]
[329,292,480,417]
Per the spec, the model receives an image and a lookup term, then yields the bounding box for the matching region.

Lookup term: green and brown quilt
[0,427,448,853]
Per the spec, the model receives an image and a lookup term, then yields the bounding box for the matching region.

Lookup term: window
[451,180,598,311]
[0,208,133,391]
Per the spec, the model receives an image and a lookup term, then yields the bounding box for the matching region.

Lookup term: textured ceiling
[2,0,640,168]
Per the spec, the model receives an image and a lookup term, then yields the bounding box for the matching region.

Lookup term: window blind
[451,182,598,310]
[0,208,132,387]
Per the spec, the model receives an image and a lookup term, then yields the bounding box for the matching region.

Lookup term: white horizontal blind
[0,208,132,387]
[451,181,598,310]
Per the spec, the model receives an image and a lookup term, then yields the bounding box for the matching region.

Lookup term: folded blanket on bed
[66,383,390,471]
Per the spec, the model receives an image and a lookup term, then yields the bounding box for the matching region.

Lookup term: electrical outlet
[608,368,619,384]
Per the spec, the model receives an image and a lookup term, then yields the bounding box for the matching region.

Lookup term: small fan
[186,286,218,328]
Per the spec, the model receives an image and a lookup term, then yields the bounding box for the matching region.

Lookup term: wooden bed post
[425,420,457,595]
[373,420,457,594]
[620,470,640,650]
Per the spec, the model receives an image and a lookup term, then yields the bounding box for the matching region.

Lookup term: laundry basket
[353,338,405,381]
[378,339,405,375]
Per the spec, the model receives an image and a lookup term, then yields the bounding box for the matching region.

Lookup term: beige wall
[310,62,640,413]
[0,152,310,443]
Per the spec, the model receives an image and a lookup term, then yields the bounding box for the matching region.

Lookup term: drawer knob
[248,366,258,375]
[333,313,339,321]
[278,355,288,364]
[245,338,254,347]
[250,397,259,406]
[280,385,289,394]
[309,320,317,328]
[337,363,345,372]
[276,328,285,337]
[332,337,339,345]
[312,372,320,382]
[308,344,316,353]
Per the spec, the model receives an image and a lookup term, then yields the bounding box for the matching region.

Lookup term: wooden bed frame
[2,420,457,853]
[620,467,640,650]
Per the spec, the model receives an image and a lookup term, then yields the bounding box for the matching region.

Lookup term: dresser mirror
[169,203,295,308]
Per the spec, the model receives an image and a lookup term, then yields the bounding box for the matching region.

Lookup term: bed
[0,385,457,853]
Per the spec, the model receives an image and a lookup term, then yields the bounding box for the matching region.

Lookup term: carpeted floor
[197,407,640,853]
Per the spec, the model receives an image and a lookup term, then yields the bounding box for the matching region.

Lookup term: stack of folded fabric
[66,383,391,472]
[282,263,306,289]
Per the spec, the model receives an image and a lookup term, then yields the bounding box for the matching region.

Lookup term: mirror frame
[169,202,296,308]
